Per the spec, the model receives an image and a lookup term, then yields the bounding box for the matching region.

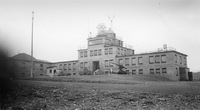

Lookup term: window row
[105,59,114,67]
[125,68,167,75]
[118,57,143,66]
[149,55,166,64]
[175,54,186,65]
[90,49,102,56]
[80,51,88,58]
[59,63,76,71]
[80,62,88,69]
[105,48,113,55]
[117,48,127,56]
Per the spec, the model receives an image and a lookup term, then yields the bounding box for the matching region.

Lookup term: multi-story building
[9,24,190,80]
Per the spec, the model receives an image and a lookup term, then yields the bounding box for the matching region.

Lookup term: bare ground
[1,75,200,110]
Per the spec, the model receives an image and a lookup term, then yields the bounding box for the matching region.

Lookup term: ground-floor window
[73,73,76,75]
[150,69,154,74]
[132,70,136,75]
[156,68,160,75]
[105,71,109,75]
[125,70,129,74]
[162,68,167,74]
[139,69,143,74]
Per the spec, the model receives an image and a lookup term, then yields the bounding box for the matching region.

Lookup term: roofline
[116,50,187,58]
[52,60,78,63]
[8,58,52,63]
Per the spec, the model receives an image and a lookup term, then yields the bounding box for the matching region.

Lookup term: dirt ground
[1,78,200,110]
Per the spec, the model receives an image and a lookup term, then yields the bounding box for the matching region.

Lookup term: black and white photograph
[0,0,200,109]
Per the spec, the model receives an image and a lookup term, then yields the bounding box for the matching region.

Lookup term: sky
[0,0,200,72]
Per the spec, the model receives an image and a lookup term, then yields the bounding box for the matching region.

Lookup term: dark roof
[116,50,187,58]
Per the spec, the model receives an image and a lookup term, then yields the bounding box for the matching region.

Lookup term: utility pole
[30,11,34,78]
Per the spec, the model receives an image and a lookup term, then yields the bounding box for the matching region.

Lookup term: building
[9,53,52,77]
[9,24,190,81]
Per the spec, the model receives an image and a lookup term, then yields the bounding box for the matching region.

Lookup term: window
[90,50,93,56]
[139,69,143,74]
[73,73,76,75]
[162,68,167,74]
[125,58,129,66]
[109,59,113,67]
[131,58,136,65]
[94,50,97,56]
[132,70,136,75]
[68,64,71,70]
[54,70,56,73]
[49,70,52,73]
[149,56,154,64]
[40,64,43,70]
[84,51,87,57]
[64,64,67,70]
[180,56,182,64]
[80,52,84,58]
[73,63,76,70]
[125,70,129,74]
[80,62,84,69]
[118,48,120,55]
[105,60,109,67]
[156,68,160,75]
[175,54,177,63]
[84,62,88,68]
[138,57,143,65]
[105,48,108,55]
[161,55,166,63]
[124,50,126,55]
[150,69,154,74]
[155,55,160,63]
[98,49,102,56]
[176,68,178,76]
[105,71,109,75]
[118,59,123,65]
[121,49,123,55]
[109,48,113,54]
[184,57,187,65]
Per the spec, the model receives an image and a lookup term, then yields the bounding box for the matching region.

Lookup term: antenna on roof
[108,15,115,30]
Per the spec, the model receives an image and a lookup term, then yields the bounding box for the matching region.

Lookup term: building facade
[9,24,190,80]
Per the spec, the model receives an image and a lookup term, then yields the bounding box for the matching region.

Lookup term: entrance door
[93,61,100,71]
[179,67,187,81]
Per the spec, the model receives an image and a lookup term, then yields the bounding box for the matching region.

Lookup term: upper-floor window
[84,51,87,57]
[105,48,108,55]
[131,57,136,65]
[90,50,93,56]
[184,57,187,65]
[161,55,166,63]
[179,56,182,64]
[109,48,113,54]
[149,56,154,64]
[80,52,84,58]
[98,49,102,56]
[64,64,67,70]
[80,62,84,69]
[68,64,71,70]
[155,55,160,63]
[73,63,76,70]
[138,57,143,65]
[117,48,120,55]
[94,50,97,56]
[124,50,126,55]
[40,64,43,70]
[175,54,177,63]
[121,49,123,55]
[125,58,129,66]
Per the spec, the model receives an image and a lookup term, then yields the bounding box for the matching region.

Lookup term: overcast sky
[0,0,200,72]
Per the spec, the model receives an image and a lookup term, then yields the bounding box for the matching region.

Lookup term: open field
[1,75,200,110]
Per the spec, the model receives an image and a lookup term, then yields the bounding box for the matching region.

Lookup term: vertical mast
[31,11,34,78]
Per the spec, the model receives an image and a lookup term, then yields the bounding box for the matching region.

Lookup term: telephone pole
[30,11,34,78]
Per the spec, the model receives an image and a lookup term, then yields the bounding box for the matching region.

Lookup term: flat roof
[116,50,187,58]
[52,60,78,63]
